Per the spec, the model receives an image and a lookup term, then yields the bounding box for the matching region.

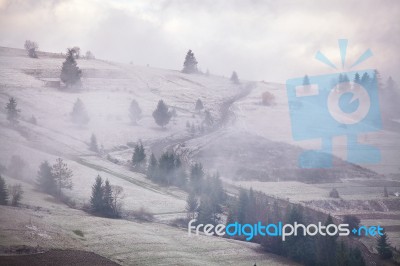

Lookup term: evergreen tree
[129,99,142,125]
[36,161,57,195]
[302,75,310,86]
[60,48,82,87]
[147,153,158,180]
[158,152,181,185]
[5,97,20,125]
[377,231,393,259]
[90,175,104,213]
[103,179,113,216]
[195,99,204,112]
[343,215,360,237]
[152,100,171,128]
[182,50,198,74]
[197,196,215,225]
[329,188,340,198]
[190,163,204,194]
[230,71,239,84]
[360,72,371,87]
[52,158,73,197]
[354,73,361,84]
[0,175,9,205]
[71,98,89,125]
[132,141,146,171]
[237,188,249,224]
[186,190,198,220]
[89,133,98,152]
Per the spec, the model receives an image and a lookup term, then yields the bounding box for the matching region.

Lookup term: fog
[0,0,399,82]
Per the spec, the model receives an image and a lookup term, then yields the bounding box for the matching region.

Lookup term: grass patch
[72,230,84,237]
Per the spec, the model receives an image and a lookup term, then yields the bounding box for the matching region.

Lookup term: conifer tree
[36,161,56,195]
[303,75,310,86]
[132,141,146,171]
[90,175,104,213]
[182,50,198,74]
[0,175,9,205]
[152,100,171,128]
[203,110,213,127]
[190,163,204,194]
[147,153,158,180]
[60,48,82,87]
[377,231,393,259]
[5,97,20,125]
[89,133,98,152]
[103,179,113,216]
[186,191,198,220]
[230,71,239,84]
[129,99,142,125]
[71,98,89,125]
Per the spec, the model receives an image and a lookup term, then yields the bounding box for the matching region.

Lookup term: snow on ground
[0,176,296,266]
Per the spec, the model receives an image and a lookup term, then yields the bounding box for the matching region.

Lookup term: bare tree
[52,158,73,197]
[24,40,38,58]
[111,185,124,216]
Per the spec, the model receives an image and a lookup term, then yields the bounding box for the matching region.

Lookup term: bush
[9,184,23,206]
[329,188,340,198]
[261,91,275,106]
[72,229,84,237]
[132,207,154,222]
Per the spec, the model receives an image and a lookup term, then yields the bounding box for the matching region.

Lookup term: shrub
[261,91,275,106]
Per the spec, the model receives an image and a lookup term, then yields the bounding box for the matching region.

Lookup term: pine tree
[0,175,9,205]
[36,161,56,195]
[354,73,361,84]
[195,99,204,112]
[377,231,393,259]
[103,179,113,216]
[60,48,82,87]
[182,50,198,74]
[237,189,249,224]
[129,99,142,125]
[147,153,158,180]
[132,141,146,171]
[5,97,20,125]
[190,163,204,194]
[52,158,73,197]
[303,75,310,86]
[197,196,215,225]
[70,98,89,125]
[90,175,104,213]
[152,100,171,128]
[186,191,198,220]
[89,133,98,152]
[230,71,239,84]
[360,72,371,87]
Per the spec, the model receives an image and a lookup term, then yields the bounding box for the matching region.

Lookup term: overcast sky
[0,0,399,83]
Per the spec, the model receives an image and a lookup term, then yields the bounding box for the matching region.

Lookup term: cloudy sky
[0,0,399,82]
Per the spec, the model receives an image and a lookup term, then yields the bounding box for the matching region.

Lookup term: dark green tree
[354,72,361,84]
[71,98,89,125]
[90,175,104,213]
[60,48,82,87]
[152,100,171,128]
[147,153,158,180]
[103,179,113,216]
[132,141,146,171]
[182,49,198,74]
[377,231,393,259]
[5,97,20,125]
[36,161,57,195]
[0,175,9,205]
[190,163,204,194]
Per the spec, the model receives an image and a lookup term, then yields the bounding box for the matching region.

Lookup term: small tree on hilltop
[230,71,239,84]
[129,99,142,125]
[152,100,171,128]
[195,99,204,112]
[377,231,393,259]
[60,48,82,87]
[5,97,20,125]
[71,98,89,125]
[182,50,198,74]
[52,158,73,197]
[0,175,9,205]
[24,40,38,58]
